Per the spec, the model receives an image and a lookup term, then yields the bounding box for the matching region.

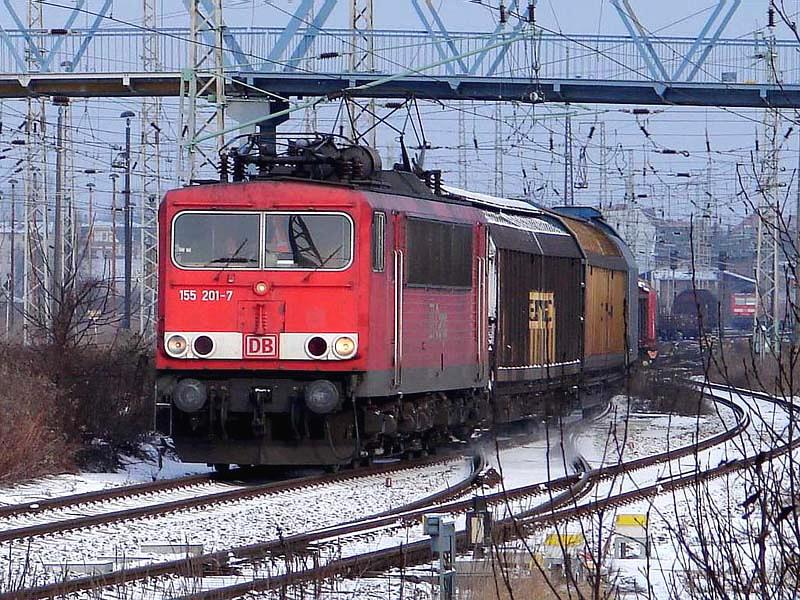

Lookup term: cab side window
[372,211,386,272]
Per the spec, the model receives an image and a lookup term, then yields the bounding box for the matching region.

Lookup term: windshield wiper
[209,238,251,279]
[302,244,344,282]
[209,256,257,264]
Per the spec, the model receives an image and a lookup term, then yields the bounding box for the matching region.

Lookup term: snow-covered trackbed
[166,387,755,600]
[0,454,468,546]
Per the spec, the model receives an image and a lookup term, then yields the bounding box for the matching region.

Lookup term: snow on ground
[133,401,737,598]
[0,443,210,508]
[0,456,472,590]
[2,387,785,599]
[577,387,794,599]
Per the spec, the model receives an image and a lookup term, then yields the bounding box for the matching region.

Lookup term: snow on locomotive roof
[441,184,570,237]
[485,211,571,237]
[441,184,541,215]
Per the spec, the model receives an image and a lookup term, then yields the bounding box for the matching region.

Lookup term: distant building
[602,204,765,333]
[602,204,723,276]
[601,204,658,273]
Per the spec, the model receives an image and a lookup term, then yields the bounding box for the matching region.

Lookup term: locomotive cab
[156,181,370,467]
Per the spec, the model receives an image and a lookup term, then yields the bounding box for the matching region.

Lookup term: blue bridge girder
[0,26,797,107]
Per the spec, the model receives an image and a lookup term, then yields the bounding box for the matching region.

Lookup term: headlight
[333,336,356,358]
[166,334,188,357]
[173,378,207,413]
[304,379,341,414]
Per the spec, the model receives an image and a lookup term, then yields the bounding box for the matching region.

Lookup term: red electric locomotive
[155,136,638,469]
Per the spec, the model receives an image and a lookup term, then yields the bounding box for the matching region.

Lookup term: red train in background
[155,135,646,469]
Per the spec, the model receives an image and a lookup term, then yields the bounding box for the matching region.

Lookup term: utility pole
[753,17,781,356]
[458,102,467,188]
[494,103,504,197]
[302,1,319,134]
[86,182,96,281]
[8,178,17,335]
[53,100,66,315]
[348,0,376,147]
[796,129,800,340]
[140,0,162,338]
[599,121,608,208]
[24,0,47,342]
[563,47,574,206]
[63,103,76,286]
[109,173,119,298]
[179,0,227,185]
[121,111,135,330]
[697,136,713,272]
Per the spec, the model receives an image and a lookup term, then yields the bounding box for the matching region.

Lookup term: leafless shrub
[627,368,708,415]
[0,348,72,482]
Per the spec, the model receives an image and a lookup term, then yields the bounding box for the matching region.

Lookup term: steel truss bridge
[0,8,798,107]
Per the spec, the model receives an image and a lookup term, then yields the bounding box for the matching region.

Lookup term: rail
[165,385,753,599]
[0,454,464,544]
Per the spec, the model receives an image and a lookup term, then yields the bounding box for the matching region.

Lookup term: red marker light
[306,336,328,358]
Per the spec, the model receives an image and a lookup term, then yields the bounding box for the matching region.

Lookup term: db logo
[244,335,278,358]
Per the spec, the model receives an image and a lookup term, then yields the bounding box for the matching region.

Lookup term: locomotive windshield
[265,214,352,270]
[173,212,260,269]
[171,211,352,270]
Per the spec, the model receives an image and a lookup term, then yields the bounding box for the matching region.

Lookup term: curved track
[0,453,486,600]
[0,385,755,599]
[165,385,754,600]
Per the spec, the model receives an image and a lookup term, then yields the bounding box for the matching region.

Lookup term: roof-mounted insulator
[768,6,776,28]
[632,108,650,115]
[499,2,507,24]
[527,1,535,23]
[319,51,339,60]
[588,125,596,139]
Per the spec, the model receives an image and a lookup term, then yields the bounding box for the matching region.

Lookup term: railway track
[0,472,215,521]
[0,452,486,600]
[162,385,754,600]
[0,454,471,545]
[0,386,751,599]
[12,389,739,600]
